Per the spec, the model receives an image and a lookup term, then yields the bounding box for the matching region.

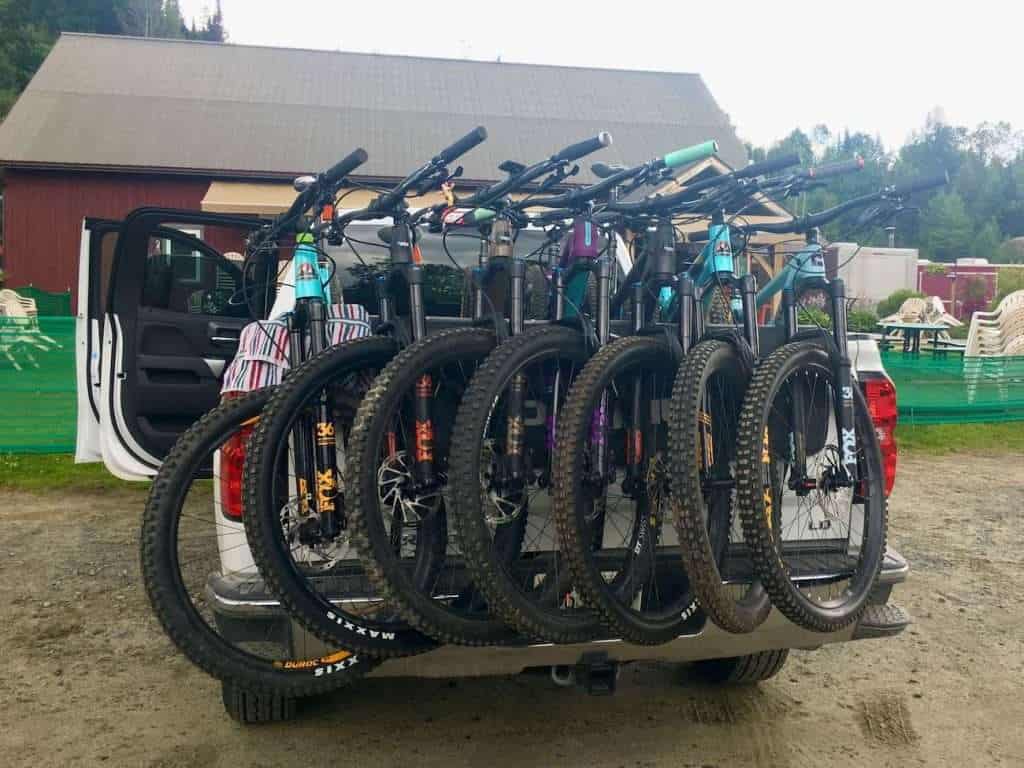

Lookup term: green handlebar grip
[663,140,719,169]
[467,208,496,224]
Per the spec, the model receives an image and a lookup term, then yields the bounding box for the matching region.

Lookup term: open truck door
[75,208,264,479]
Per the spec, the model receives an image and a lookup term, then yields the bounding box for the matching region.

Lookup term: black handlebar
[734,152,801,180]
[523,163,643,210]
[324,147,370,185]
[731,170,950,236]
[552,132,613,163]
[456,131,614,210]
[890,171,950,198]
[436,126,488,165]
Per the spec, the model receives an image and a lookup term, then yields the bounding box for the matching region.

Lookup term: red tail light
[863,377,898,496]
[219,404,255,521]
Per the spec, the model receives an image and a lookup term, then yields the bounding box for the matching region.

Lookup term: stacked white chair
[964,290,1024,404]
[0,289,62,370]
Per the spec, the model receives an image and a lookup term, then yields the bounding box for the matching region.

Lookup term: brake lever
[855,202,904,228]
[537,163,578,193]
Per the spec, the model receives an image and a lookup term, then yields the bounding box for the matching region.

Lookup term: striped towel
[221,303,372,395]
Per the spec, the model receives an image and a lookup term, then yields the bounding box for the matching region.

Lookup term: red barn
[0,33,749,312]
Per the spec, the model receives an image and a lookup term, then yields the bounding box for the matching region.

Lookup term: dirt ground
[2,452,1023,768]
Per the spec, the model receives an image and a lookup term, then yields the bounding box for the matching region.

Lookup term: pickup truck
[76,207,910,722]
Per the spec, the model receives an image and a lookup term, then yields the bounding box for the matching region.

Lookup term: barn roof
[0,33,747,183]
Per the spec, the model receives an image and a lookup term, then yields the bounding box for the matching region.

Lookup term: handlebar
[734,153,801,180]
[890,171,950,198]
[552,132,613,163]
[455,131,614,211]
[324,147,370,185]
[661,140,719,170]
[800,156,864,180]
[521,138,720,213]
[730,171,950,236]
[334,129,492,227]
[435,126,488,165]
[272,147,370,232]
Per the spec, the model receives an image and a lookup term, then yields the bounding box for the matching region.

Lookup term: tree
[920,192,973,262]
[0,1,227,120]
[203,1,226,42]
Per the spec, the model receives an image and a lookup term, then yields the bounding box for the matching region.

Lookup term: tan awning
[201,181,452,216]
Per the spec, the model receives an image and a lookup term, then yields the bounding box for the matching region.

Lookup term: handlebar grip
[552,132,613,163]
[734,152,801,179]
[662,139,719,169]
[806,156,864,180]
[463,208,497,226]
[890,171,950,198]
[436,126,488,164]
[324,148,369,185]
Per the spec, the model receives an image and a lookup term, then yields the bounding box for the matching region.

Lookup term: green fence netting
[2,319,1023,453]
[8,286,73,317]
[0,317,77,453]
[882,352,1024,425]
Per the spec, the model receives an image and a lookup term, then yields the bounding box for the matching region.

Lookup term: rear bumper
[207,549,911,679]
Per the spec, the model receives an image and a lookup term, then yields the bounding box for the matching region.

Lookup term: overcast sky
[180,0,1020,151]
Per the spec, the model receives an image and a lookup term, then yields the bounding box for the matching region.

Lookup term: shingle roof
[0,33,747,182]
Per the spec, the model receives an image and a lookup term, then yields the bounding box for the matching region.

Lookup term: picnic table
[877,321,962,356]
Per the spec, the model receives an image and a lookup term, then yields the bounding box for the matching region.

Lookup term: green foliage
[848,308,879,332]
[0,1,226,120]
[798,306,831,329]
[876,289,926,319]
[992,267,1024,308]
[925,262,948,275]
[746,119,1024,264]
[962,275,988,302]
[920,192,974,262]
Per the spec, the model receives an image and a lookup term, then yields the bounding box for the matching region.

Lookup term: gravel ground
[1,452,1022,767]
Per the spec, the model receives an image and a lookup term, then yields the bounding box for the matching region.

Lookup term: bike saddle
[499,160,526,175]
[591,162,626,179]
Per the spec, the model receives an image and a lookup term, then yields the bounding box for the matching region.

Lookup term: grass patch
[3,424,1021,493]
[897,422,1024,455]
[0,454,149,493]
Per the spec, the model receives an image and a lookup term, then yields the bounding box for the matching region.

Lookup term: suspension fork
[503,258,529,489]
[585,257,614,549]
[305,297,344,537]
[403,260,440,490]
[830,278,858,484]
[781,286,809,490]
[592,255,613,478]
[624,282,647,492]
[286,309,315,520]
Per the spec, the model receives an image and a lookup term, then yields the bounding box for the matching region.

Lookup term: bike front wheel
[242,336,439,657]
[669,339,771,634]
[735,342,887,633]
[553,334,696,646]
[142,390,377,696]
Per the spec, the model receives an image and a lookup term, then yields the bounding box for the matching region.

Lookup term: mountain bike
[725,172,950,633]
[140,148,381,714]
